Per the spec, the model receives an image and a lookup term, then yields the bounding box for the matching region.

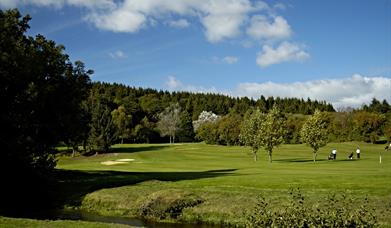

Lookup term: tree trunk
[253,149,258,161]
[121,137,124,144]
[72,148,76,158]
[313,151,317,162]
[268,151,272,163]
[173,134,175,144]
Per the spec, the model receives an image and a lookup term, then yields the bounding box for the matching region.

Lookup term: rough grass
[0,216,133,228]
[56,142,391,226]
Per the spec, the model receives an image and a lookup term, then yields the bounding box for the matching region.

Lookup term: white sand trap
[101,160,128,165]
[116,158,135,162]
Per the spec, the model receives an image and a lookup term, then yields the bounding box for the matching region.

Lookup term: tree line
[80,82,335,146]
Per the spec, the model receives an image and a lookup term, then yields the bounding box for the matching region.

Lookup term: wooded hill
[89,82,336,144]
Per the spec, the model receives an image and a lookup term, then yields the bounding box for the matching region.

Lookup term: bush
[246,188,377,227]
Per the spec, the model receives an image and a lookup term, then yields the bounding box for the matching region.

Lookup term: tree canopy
[300,110,329,162]
[0,9,92,213]
[257,106,287,163]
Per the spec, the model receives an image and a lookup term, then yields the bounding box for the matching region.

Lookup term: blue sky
[1,0,390,107]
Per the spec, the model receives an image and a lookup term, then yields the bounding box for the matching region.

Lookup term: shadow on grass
[52,168,238,208]
[274,158,361,163]
[274,158,328,163]
[109,145,169,154]
[80,145,170,156]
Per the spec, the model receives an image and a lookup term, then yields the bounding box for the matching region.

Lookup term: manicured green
[56,142,391,226]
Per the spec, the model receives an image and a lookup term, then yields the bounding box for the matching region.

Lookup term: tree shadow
[104,145,169,154]
[274,158,328,163]
[81,145,170,156]
[2,168,238,217]
[52,168,238,208]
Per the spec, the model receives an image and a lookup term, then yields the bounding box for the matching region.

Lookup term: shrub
[246,188,377,227]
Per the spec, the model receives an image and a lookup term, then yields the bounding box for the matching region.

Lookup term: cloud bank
[165,75,390,108]
[237,75,391,108]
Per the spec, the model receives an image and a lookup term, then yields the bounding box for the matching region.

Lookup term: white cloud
[237,75,391,108]
[273,3,287,10]
[257,41,309,67]
[3,0,311,68]
[223,56,239,64]
[165,75,182,89]
[0,0,114,9]
[247,15,292,41]
[199,0,252,42]
[164,76,225,94]
[3,0,258,43]
[211,56,239,64]
[167,19,189,28]
[86,8,146,33]
[109,50,127,59]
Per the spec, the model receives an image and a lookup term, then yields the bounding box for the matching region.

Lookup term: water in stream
[32,209,220,228]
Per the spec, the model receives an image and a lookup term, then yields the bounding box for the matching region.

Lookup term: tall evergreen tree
[88,97,117,153]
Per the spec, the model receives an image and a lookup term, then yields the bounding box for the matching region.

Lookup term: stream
[26,209,219,228]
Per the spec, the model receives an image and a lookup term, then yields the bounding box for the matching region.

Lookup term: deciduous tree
[240,109,264,161]
[157,103,181,143]
[300,110,329,162]
[258,106,287,163]
[112,105,131,144]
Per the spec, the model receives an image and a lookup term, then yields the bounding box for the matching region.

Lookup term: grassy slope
[0,216,133,228]
[57,142,391,226]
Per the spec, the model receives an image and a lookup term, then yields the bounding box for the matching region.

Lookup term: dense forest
[82,82,390,148]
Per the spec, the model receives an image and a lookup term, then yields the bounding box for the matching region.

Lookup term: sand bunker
[116,158,135,162]
[101,158,136,165]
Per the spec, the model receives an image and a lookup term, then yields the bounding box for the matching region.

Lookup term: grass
[0,216,133,228]
[54,142,391,226]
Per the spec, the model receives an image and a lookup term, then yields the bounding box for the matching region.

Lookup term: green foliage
[88,82,335,144]
[363,98,391,114]
[246,189,377,228]
[177,111,195,142]
[217,113,243,146]
[111,105,131,144]
[240,109,264,161]
[0,9,92,213]
[284,114,306,144]
[132,117,159,143]
[300,110,329,162]
[196,121,220,144]
[257,106,287,163]
[88,97,118,152]
[352,111,386,143]
[0,8,92,171]
[384,119,391,143]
